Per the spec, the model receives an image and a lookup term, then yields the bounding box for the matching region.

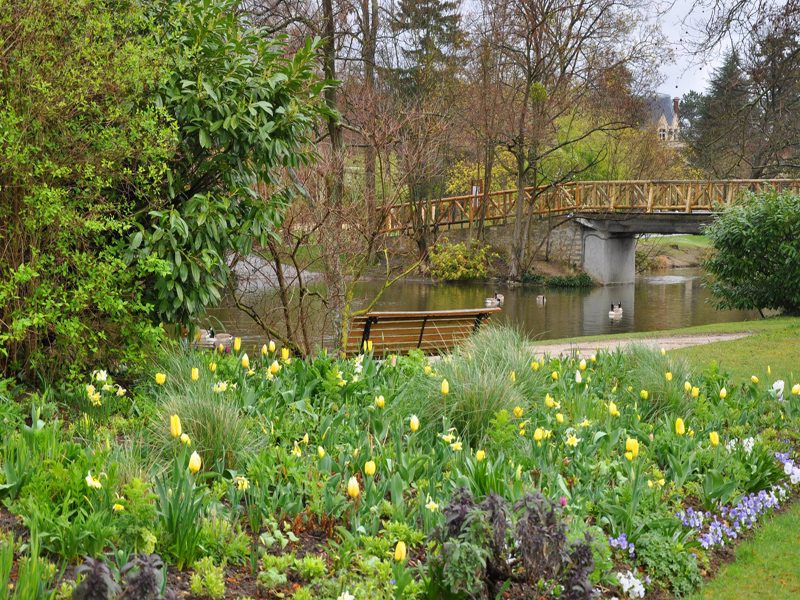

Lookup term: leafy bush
[190,557,226,600]
[429,240,496,281]
[427,488,594,599]
[705,190,800,313]
[636,531,701,597]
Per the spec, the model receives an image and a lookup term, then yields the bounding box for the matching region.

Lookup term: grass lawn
[543,316,800,598]
[639,234,712,249]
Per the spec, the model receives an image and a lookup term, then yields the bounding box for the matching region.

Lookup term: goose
[608,304,622,320]
[614,303,623,314]
[536,294,546,305]
[485,292,505,308]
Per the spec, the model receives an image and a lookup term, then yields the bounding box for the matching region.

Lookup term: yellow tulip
[665,371,673,381]
[261,344,268,356]
[394,541,407,562]
[233,337,241,352]
[155,372,166,385]
[768,365,772,375]
[269,360,281,375]
[241,353,250,369]
[625,438,639,458]
[189,367,199,382]
[639,389,649,400]
[476,449,486,461]
[317,446,326,459]
[608,402,620,417]
[180,433,191,446]
[513,405,524,418]
[709,431,720,447]
[675,417,686,436]
[441,378,449,395]
[719,387,727,399]
[217,343,224,353]
[556,413,565,424]
[625,451,634,461]
[188,451,202,474]
[684,381,692,393]
[510,371,516,382]
[531,360,540,371]
[661,347,666,356]
[269,340,276,353]
[281,347,290,362]
[170,414,182,438]
[409,414,420,432]
[551,371,559,381]
[751,375,759,384]
[533,427,544,442]
[347,476,360,499]
[793,383,800,395]
[579,359,587,371]
[544,394,556,409]
[423,364,432,375]
[234,476,249,492]
[209,362,217,373]
[691,386,700,398]
[364,460,376,477]
[375,395,385,408]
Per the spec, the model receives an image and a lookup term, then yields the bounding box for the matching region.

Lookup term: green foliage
[704,190,800,313]
[636,531,702,597]
[429,240,496,281]
[190,557,226,600]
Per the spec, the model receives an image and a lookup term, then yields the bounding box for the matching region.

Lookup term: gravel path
[530,332,753,358]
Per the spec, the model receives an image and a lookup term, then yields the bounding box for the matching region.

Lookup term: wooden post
[646,184,654,213]
[685,185,693,213]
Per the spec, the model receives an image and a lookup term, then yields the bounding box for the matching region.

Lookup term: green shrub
[429,240,496,281]
[636,531,701,596]
[544,273,594,288]
[190,557,226,599]
[705,190,800,313]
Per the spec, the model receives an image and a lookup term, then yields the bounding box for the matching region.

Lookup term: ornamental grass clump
[397,326,547,444]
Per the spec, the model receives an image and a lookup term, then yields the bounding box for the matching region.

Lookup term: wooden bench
[346,307,501,355]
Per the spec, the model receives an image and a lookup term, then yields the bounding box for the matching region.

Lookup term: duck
[536,294,546,305]
[485,292,505,308]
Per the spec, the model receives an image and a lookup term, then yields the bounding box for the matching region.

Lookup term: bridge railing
[381,179,800,234]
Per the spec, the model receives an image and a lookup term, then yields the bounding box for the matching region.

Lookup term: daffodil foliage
[2,328,800,597]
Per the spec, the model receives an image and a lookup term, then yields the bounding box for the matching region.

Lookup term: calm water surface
[208,268,759,347]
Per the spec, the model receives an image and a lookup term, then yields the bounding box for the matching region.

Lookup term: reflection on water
[207,268,759,347]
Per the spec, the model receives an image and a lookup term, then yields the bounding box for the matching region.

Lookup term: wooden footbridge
[381,179,800,234]
[381,179,800,284]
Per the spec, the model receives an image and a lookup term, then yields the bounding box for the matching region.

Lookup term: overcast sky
[656,0,727,98]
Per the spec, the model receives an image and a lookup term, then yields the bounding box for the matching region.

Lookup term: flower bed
[0,327,799,598]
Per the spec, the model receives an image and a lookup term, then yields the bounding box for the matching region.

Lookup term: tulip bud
[281,347,290,362]
[191,367,199,381]
[719,387,727,399]
[170,414,182,438]
[513,405,524,418]
[155,372,166,385]
[261,344,268,356]
[409,414,420,432]
[709,431,720,446]
[675,417,685,436]
[533,427,544,442]
[188,451,202,474]
[394,541,407,562]
[233,337,241,352]
[556,413,564,424]
[317,446,326,459]
[684,381,692,392]
[579,359,587,371]
[441,379,449,395]
[209,362,217,373]
[241,353,250,369]
[364,460,376,477]
[639,389,648,400]
[375,395,385,408]
[476,449,486,461]
[551,371,559,381]
[510,371,516,382]
[691,386,700,398]
[665,371,673,381]
[608,402,619,417]
[751,375,760,384]
[347,476,360,499]
[793,383,800,395]
[268,340,276,353]
[575,370,582,384]
[180,433,191,446]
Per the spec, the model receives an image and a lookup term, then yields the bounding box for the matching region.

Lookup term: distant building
[649,94,681,143]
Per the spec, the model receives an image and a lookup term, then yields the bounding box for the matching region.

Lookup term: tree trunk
[477,145,494,241]
[361,0,378,236]
[509,151,527,282]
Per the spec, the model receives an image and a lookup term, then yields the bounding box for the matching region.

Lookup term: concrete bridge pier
[582,231,637,285]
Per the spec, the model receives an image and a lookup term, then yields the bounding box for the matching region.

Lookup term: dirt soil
[530,332,753,358]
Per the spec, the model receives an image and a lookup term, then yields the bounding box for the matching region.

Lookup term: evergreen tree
[681,51,753,177]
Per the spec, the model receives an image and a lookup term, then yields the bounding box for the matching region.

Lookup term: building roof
[649,93,677,127]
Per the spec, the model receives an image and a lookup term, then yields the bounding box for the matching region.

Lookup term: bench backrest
[346,307,501,355]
